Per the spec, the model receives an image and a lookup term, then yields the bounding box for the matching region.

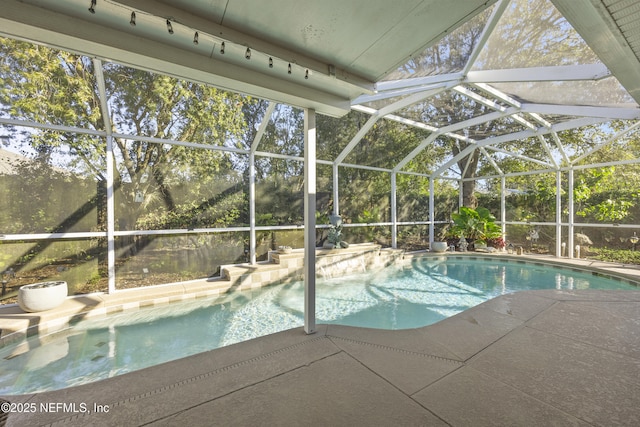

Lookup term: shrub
[448,206,502,241]
[589,248,640,265]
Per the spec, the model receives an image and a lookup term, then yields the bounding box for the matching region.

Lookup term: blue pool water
[1,257,637,395]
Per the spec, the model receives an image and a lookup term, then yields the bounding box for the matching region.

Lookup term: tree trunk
[462,180,477,208]
[454,145,479,208]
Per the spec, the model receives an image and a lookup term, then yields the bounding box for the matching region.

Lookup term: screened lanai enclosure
[1,0,640,329]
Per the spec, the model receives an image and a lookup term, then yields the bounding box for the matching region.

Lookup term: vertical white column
[249,152,256,264]
[458,179,464,208]
[429,178,435,245]
[556,170,562,258]
[304,109,317,334]
[105,135,116,293]
[391,172,397,249]
[568,168,575,259]
[93,59,116,293]
[249,102,275,265]
[500,176,506,238]
[333,163,339,216]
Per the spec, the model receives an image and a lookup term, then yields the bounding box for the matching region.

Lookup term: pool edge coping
[404,251,640,286]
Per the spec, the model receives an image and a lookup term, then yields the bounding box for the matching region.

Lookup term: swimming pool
[1,256,637,395]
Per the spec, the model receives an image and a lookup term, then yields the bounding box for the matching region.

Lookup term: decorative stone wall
[220,243,403,290]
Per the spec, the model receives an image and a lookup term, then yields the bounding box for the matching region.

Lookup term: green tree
[0,37,251,231]
[574,167,638,223]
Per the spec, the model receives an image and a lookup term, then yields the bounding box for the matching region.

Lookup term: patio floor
[2,255,640,426]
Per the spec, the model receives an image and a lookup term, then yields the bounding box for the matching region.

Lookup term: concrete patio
[3,287,639,426]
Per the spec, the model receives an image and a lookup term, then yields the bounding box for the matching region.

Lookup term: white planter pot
[18,281,68,313]
[431,241,448,252]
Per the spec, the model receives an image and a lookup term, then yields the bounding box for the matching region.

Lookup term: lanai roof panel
[392,90,497,129]
[471,0,601,71]
[381,5,496,81]
[491,78,638,109]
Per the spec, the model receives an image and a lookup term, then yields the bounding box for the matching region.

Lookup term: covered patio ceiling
[0,0,497,117]
[1,0,640,179]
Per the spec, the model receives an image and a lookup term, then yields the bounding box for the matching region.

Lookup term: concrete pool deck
[2,255,640,426]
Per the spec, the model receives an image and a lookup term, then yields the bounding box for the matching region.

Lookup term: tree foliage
[1,37,251,232]
[574,167,638,223]
[1,22,639,250]
[449,206,502,241]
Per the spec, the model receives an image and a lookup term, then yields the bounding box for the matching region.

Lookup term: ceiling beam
[551,132,571,165]
[462,0,511,74]
[336,85,452,165]
[393,106,519,172]
[485,146,553,168]
[250,102,276,152]
[521,103,640,120]
[479,146,503,175]
[353,81,453,105]
[0,0,356,117]
[537,135,559,169]
[374,73,463,92]
[431,117,608,177]
[572,120,640,165]
[466,64,611,83]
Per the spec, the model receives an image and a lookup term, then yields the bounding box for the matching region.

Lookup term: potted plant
[431,241,448,252]
[431,229,449,252]
[18,281,68,312]
[474,239,487,250]
[448,207,502,249]
[323,214,349,249]
[488,236,506,251]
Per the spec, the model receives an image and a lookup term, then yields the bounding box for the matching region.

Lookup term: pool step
[220,244,400,289]
[220,259,303,290]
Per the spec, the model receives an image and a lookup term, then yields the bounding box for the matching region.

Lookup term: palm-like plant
[449,207,502,242]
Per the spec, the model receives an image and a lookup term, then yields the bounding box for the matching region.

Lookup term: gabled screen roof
[1,0,639,179]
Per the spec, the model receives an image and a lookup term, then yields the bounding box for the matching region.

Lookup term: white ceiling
[0,0,497,116]
[152,0,495,82]
[2,0,640,113]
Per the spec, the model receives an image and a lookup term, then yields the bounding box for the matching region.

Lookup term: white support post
[568,168,575,259]
[556,170,562,258]
[391,172,397,249]
[500,176,506,239]
[249,102,274,265]
[458,179,464,209]
[333,163,339,216]
[304,108,317,334]
[105,135,116,293]
[249,152,257,264]
[429,178,435,245]
[93,59,116,293]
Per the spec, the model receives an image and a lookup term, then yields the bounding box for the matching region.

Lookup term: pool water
[1,257,637,395]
